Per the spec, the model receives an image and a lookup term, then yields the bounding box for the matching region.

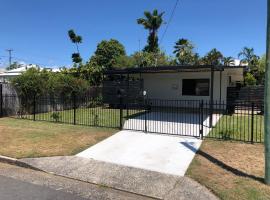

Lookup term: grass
[208,114,264,142]
[19,107,144,128]
[0,118,117,159]
[186,139,270,200]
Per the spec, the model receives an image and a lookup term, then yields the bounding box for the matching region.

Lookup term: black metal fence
[0,92,264,143]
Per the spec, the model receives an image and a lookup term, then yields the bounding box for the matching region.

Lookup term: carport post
[144,107,147,133]
[219,68,222,102]
[209,66,214,128]
[200,100,204,139]
[119,94,123,129]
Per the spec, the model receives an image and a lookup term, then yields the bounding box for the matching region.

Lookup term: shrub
[12,68,89,99]
[51,112,61,122]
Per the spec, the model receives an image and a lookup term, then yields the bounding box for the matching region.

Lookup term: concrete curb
[0,155,43,172]
[0,155,218,200]
[0,155,161,199]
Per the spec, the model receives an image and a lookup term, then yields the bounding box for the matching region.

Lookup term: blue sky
[0,0,267,68]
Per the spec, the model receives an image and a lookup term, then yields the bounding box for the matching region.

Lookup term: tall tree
[258,54,266,84]
[132,51,173,67]
[201,48,223,65]
[222,56,235,66]
[89,39,126,69]
[238,47,260,84]
[68,29,83,64]
[238,47,259,66]
[137,9,165,53]
[173,38,198,65]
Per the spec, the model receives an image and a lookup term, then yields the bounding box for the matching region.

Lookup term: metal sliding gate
[121,99,264,143]
[122,99,205,138]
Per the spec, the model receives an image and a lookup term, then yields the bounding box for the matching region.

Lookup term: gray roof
[104,65,246,75]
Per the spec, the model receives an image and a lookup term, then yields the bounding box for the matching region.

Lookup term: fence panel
[0,90,265,143]
[206,101,264,143]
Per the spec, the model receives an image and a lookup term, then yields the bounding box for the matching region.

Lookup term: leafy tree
[79,61,103,86]
[68,29,83,64]
[222,56,235,66]
[89,39,126,69]
[114,55,136,68]
[201,48,223,65]
[244,72,257,86]
[137,9,165,53]
[47,72,88,98]
[257,54,266,85]
[12,68,89,99]
[11,68,49,99]
[6,62,23,70]
[238,47,260,84]
[173,38,198,65]
[132,51,173,67]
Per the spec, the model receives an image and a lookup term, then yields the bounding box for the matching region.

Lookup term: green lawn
[208,114,264,143]
[0,118,117,158]
[17,107,144,128]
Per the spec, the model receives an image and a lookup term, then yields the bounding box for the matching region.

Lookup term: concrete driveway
[77,112,221,176]
[123,111,221,136]
[77,130,202,176]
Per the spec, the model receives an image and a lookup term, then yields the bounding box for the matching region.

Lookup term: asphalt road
[0,175,86,200]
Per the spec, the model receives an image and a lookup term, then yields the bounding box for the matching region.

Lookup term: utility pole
[6,49,13,68]
[265,0,270,185]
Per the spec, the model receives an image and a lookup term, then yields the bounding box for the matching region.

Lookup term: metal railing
[0,94,264,143]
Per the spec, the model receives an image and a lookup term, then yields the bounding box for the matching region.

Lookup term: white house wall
[141,71,229,102]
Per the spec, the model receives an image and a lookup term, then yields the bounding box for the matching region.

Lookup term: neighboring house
[104,65,245,103]
[0,65,60,83]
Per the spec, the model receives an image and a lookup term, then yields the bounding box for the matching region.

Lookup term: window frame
[182,79,210,96]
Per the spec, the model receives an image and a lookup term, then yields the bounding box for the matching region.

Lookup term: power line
[159,0,180,45]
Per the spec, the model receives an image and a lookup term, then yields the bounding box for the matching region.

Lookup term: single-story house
[0,65,60,83]
[104,65,245,104]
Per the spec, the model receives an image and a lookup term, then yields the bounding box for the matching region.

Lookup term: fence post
[0,84,3,118]
[251,102,255,144]
[200,100,204,139]
[33,94,36,121]
[144,106,147,133]
[73,93,76,125]
[119,94,123,129]
[144,98,148,133]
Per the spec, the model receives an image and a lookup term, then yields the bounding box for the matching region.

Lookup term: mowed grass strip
[208,114,264,142]
[19,107,145,128]
[0,118,117,159]
[186,139,270,200]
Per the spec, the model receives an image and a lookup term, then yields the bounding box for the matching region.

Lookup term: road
[0,162,154,200]
[0,175,85,200]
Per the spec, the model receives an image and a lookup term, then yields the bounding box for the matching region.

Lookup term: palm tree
[238,47,259,65]
[173,38,197,65]
[222,56,235,66]
[238,47,260,84]
[201,48,223,65]
[137,9,165,53]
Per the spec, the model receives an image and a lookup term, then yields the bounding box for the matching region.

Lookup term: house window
[182,79,210,96]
